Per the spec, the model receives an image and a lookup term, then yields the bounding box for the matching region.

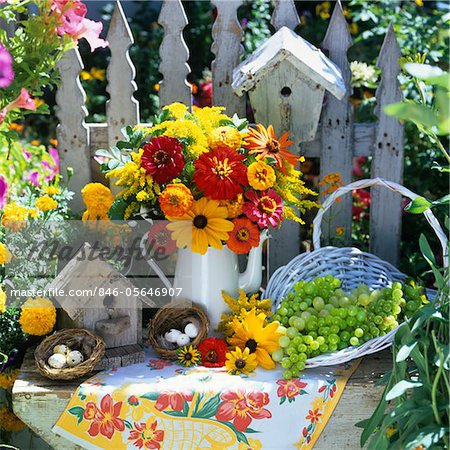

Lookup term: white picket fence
[56,0,402,268]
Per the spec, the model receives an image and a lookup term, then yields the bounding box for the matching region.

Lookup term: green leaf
[68,406,84,425]
[163,410,186,417]
[108,198,128,220]
[396,342,418,362]
[194,393,221,418]
[280,396,286,405]
[245,428,260,434]
[432,194,450,206]
[141,391,159,401]
[419,234,437,265]
[385,380,423,401]
[95,149,112,159]
[384,102,439,129]
[405,196,432,214]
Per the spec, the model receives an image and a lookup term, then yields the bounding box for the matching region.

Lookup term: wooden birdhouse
[232,26,347,142]
[46,243,156,368]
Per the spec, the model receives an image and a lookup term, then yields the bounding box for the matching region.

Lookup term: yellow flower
[1,202,29,230]
[0,369,19,389]
[167,198,234,255]
[209,126,243,151]
[220,193,244,219]
[311,396,325,411]
[163,102,189,119]
[177,345,201,367]
[225,347,257,375]
[34,99,45,108]
[415,0,423,5]
[315,1,331,19]
[35,196,58,212]
[193,106,229,133]
[28,208,39,219]
[336,227,345,236]
[90,67,106,81]
[81,182,114,220]
[80,70,92,81]
[386,426,396,438]
[31,139,40,146]
[0,406,26,432]
[228,309,282,370]
[43,186,61,196]
[247,161,276,190]
[238,438,263,450]
[349,22,358,35]
[159,183,194,218]
[0,243,12,265]
[19,297,56,336]
[0,287,6,313]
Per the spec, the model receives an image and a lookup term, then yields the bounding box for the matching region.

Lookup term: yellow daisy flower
[225,347,257,375]
[228,309,283,370]
[177,345,201,367]
[167,198,233,255]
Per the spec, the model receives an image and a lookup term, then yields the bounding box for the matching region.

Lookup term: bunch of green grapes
[272,275,426,380]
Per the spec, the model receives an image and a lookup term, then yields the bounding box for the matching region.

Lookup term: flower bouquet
[97,103,316,255]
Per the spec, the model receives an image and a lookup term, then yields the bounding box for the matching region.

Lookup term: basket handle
[312,177,448,265]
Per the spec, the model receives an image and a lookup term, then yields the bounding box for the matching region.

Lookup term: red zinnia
[198,337,228,367]
[194,146,247,200]
[227,217,260,254]
[141,136,185,185]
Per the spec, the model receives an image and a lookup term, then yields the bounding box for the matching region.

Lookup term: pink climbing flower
[0,43,14,88]
[7,88,37,112]
[0,176,8,209]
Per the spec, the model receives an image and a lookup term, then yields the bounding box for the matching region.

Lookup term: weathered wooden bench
[12,349,391,450]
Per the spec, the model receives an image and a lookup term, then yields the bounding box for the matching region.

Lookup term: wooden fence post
[320,0,354,243]
[56,49,90,213]
[106,0,139,145]
[158,0,191,107]
[370,24,404,265]
[211,0,246,117]
[271,0,300,31]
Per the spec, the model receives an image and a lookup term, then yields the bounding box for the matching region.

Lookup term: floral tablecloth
[53,350,359,450]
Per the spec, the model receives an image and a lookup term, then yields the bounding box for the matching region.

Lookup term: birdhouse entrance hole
[280,86,291,97]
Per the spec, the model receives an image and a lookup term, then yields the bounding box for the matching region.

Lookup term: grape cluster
[272,275,425,380]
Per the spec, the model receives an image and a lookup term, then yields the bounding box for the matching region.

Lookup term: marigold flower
[0,287,6,313]
[227,217,260,254]
[81,183,114,220]
[19,297,56,336]
[43,186,61,196]
[194,146,248,200]
[209,126,243,151]
[163,102,188,120]
[1,202,29,230]
[0,243,12,265]
[220,193,244,219]
[247,160,276,190]
[0,406,25,432]
[141,136,185,185]
[35,195,58,212]
[243,189,284,228]
[0,369,19,390]
[159,183,193,218]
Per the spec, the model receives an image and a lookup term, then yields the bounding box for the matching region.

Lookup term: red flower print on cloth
[86,394,125,440]
[128,395,140,406]
[305,408,322,424]
[128,419,164,449]
[147,359,173,371]
[276,378,308,404]
[83,402,98,420]
[215,390,272,432]
[154,391,193,412]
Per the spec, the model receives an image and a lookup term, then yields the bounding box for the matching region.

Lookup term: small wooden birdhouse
[232,26,346,142]
[46,243,155,367]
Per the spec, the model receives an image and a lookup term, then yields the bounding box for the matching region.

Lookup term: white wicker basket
[263,178,448,368]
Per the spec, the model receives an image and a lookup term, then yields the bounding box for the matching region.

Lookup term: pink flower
[7,88,36,112]
[51,0,108,51]
[0,176,8,209]
[243,189,284,228]
[28,171,40,187]
[42,147,60,181]
[0,109,6,125]
[0,43,14,87]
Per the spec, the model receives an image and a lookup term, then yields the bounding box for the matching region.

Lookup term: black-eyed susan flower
[177,345,201,367]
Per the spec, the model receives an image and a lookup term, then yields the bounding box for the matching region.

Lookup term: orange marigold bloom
[159,184,194,218]
[245,124,298,172]
[227,217,260,254]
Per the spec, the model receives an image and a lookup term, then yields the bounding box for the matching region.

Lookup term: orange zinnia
[227,217,260,254]
[245,124,298,172]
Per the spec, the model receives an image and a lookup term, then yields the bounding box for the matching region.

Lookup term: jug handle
[139,232,173,291]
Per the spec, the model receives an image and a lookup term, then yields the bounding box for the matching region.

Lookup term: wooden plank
[56,49,90,212]
[271,0,300,31]
[106,0,140,145]
[158,0,191,107]
[13,349,392,450]
[320,0,354,244]
[370,24,404,266]
[211,0,246,117]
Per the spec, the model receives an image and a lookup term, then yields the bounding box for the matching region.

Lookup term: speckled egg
[53,344,70,356]
[66,350,84,367]
[48,353,67,369]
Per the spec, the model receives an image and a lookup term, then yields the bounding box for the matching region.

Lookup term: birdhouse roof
[232,26,346,100]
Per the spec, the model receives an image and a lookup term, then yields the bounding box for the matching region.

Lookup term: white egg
[53,344,70,356]
[176,333,190,347]
[48,353,67,369]
[165,329,182,343]
[66,350,84,367]
[184,323,198,338]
